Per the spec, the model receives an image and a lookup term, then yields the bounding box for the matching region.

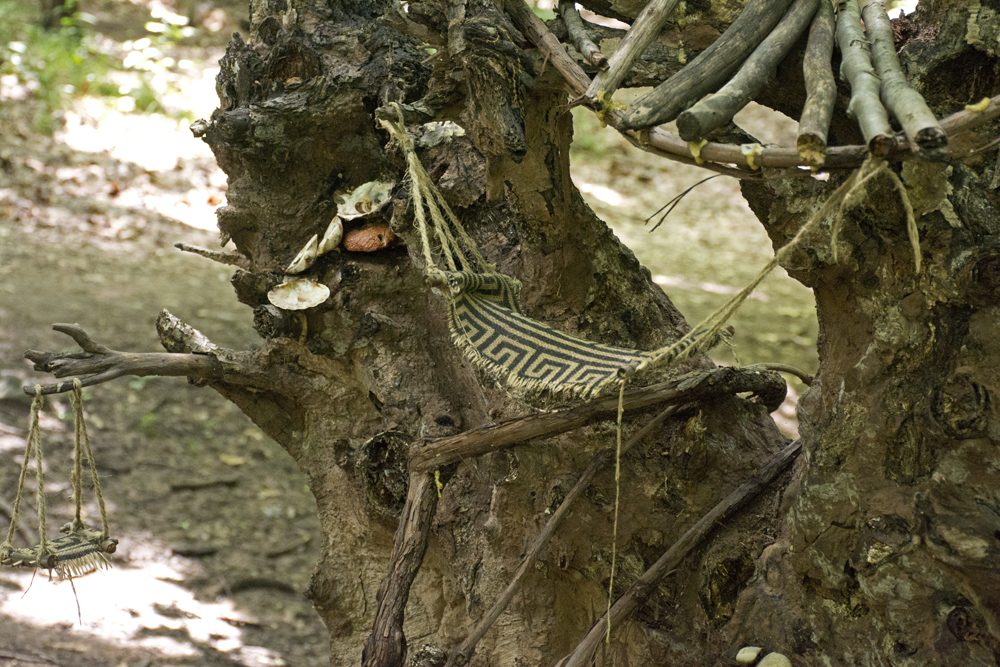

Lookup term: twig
[676,0,819,142]
[174,242,250,269]
[562,438,803,667]
[446,404,683,667]
[409,367,787,471]
[581,0,681,101]
[362,472,439,667]
[621,0,794,131]
[835,0,896,155]
[860,0,947,161]
[744,362,814,386]
[502,0,1000,174]
[23,323,230,395]
[558,0,606,68]
[797,0,837,168]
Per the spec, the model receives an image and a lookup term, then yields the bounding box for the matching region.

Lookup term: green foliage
[0,1,183,133]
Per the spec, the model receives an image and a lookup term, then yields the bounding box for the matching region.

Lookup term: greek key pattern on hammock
[444,271,655,397]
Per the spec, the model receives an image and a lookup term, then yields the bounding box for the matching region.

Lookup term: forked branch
[22,316,253,395]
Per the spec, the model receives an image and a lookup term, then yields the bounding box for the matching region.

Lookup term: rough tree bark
[28,0,1000,664]
[192,0,792,664]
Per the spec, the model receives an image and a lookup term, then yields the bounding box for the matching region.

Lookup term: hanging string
[70,379,110,540]
[606,377,627,644]
[0,387,45,563]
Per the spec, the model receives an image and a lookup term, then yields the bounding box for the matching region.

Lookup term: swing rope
[1,381,117,578]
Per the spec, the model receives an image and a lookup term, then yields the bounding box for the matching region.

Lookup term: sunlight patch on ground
[576,181,628,207]
[0,533,285,666]
[653,274,769,302]
[56,58,226,232]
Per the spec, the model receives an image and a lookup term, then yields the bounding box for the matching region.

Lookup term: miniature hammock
[378,105,750,399]
[0,380,117,580]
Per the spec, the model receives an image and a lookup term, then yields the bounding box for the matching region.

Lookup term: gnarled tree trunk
[185,0,1000,664]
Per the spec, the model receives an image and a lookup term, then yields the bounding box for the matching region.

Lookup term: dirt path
[0,57,330,667]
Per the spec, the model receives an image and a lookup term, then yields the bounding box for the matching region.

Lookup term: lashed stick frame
[506,0,999,175]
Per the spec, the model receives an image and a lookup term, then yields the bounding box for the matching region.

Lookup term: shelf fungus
[318,217,344,255]
[284,234,319,274]
[336,179,395,221]
[267,278,331,310]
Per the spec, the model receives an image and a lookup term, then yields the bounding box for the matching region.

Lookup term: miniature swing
[0,379,117,580]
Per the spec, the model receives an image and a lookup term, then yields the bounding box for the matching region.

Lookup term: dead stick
[362,472,439,667]
[410,367,787,471]
[797,0,837,168]
[676,0,819,142]
[562,438,802,667]
[835,0,896,155]
[860,0,947,160]
[559,0,606,68]
[505,0,1000,174]
[581,0,681,101]
[23,323,230,395]
[622,0,793,130]
[446,404,683,667]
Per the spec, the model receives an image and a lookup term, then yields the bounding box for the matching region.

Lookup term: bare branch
[22,317,251,396]
[558,0,606,68]
[622,0,794,131]
[506,0,1000,174]
[562,438,803,667]
[860,0,947,160]
[835,0,896,155]
[676,0,819,142]
[446,404,683,667]
[174,242,250,269]
[797,0,837,168]
[581,0,680,101]
[410,367,787,471]
[362,472,439,667]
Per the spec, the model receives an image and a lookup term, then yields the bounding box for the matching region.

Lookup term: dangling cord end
[606,376,627,645]
[32,385,50,567]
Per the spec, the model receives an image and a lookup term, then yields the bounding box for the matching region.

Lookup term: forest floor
[0,1,816,666]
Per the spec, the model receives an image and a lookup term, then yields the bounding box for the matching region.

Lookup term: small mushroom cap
[267,278,331,310]
[336,180,394,221]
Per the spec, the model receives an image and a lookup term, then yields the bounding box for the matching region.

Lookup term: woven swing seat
[3,528,117,579]
[442,271,654,398]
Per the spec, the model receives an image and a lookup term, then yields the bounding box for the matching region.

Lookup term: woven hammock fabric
[443,271,654,398]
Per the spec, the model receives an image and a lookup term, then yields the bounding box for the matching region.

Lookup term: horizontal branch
[563,438,803,667]
[22,322,241,395]
[409,367,787,472]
